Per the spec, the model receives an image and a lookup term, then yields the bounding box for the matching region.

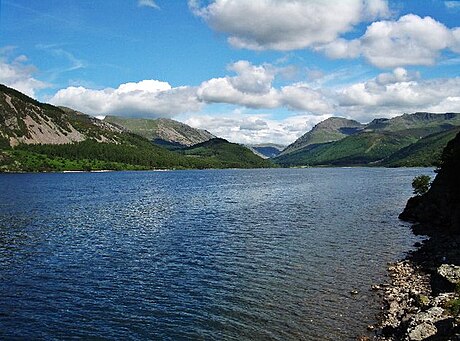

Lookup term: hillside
[181,138,274,168]
[246,143,285,159]
[104,115,215,149]
[280,117,364,155]
[382,127,460,167]
[0,84,124,147]
[275,131,417,167]
[275,112,460,167]
[0,84,270,171]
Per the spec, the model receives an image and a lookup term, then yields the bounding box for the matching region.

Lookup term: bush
[412,175,431,196]
[445,298,460,316]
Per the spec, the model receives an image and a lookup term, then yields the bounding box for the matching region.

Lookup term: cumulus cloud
[197,60,333,114]
[319,14,460,68]
[50,80,202,117]
[189,0,389,51]
[0,51,49,98]
[190,2,459,68]
[182,112,331,145]
[336,68,460,120]
[138,0,160,9]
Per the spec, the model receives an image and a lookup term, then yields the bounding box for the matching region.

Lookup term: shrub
[412,175,431,196]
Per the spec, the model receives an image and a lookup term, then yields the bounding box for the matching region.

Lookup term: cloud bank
[50,80,203,117]
[190,1,460,68]
[2,54,460,144]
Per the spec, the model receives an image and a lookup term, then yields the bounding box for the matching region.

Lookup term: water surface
[0,168,432,340]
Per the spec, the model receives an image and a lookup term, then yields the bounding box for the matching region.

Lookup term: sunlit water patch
[0,168,433,340]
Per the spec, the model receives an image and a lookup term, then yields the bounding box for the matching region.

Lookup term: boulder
[432,264,460,294]
[407,321,437,340]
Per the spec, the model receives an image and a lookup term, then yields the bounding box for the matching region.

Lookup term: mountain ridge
[275,112,460,167]
[0,84,271,171]
[104,115,215,149]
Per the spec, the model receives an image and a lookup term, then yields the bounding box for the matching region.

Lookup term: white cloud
[319,14,460,68]
[360,15,455,67]
[197,60,333,114]
[0,51,49,98]
[182,111,330,145]
[138,0,160,9]
[50,80,202,117]
[189,0,389,51]
[335,68,460,120]
[280,83,334,113]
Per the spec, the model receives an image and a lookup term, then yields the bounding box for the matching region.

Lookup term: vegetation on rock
[412,175,431,196]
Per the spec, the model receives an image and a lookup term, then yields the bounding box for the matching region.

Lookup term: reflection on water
[0,168,432,340]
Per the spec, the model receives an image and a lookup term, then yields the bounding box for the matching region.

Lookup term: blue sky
[1,0,460,144]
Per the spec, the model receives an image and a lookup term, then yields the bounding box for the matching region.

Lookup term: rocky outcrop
[372,132,460,340]
[373,259,460,340]
[399,131,460,232]
[0,84,124,147]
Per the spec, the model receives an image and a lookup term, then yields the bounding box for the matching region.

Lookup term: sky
[1,0,460,145]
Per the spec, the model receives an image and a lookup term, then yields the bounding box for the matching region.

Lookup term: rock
[407,321,437,340]
[438,264,460,284]
[432,264,460,294]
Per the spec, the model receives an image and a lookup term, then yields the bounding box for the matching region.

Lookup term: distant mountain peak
[275,112,460,167]
[104,115,215,149]
[281,117,364,155]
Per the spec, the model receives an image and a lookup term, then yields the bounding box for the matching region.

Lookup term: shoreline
[369,227,460,340]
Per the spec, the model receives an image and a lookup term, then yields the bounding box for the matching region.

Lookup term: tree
[412,175,431,196]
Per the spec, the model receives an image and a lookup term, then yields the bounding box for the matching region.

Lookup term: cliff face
[399,131,460,233]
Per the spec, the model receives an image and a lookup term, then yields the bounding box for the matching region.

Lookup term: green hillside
[0,84,271,172]
[275,112,460,167]
[281,117,364,155]
[181,138,274,168]
[275,132,417,167]
[382,127,460,167]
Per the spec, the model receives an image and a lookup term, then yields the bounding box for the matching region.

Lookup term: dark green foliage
[382,127,460,167]
[276,112,460,167]
[274,132,416,167]
[181,138,274,169]
[13,138,206,171]
[445,298,460,316]
[3,136,273,172]
[412,175,431,196]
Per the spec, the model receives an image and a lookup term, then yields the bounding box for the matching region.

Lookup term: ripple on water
[0,168,432,340]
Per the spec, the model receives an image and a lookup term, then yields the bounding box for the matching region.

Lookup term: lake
[0,168,432,340]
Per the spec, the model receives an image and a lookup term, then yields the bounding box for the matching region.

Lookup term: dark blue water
[0,168,432,340]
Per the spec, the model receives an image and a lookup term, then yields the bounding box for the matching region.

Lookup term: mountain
[104,115,215,149]
[181,138,274,168]
[0,84,270,171]
[0,84,125,147]
[246,143,286,159]
[382,127,460,167]
[275,112,460,167]
[280,117,364,155]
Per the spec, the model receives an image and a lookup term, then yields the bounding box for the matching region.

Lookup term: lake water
[0,168,432,340]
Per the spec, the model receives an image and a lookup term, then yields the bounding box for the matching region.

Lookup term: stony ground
[365,230,460,341]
